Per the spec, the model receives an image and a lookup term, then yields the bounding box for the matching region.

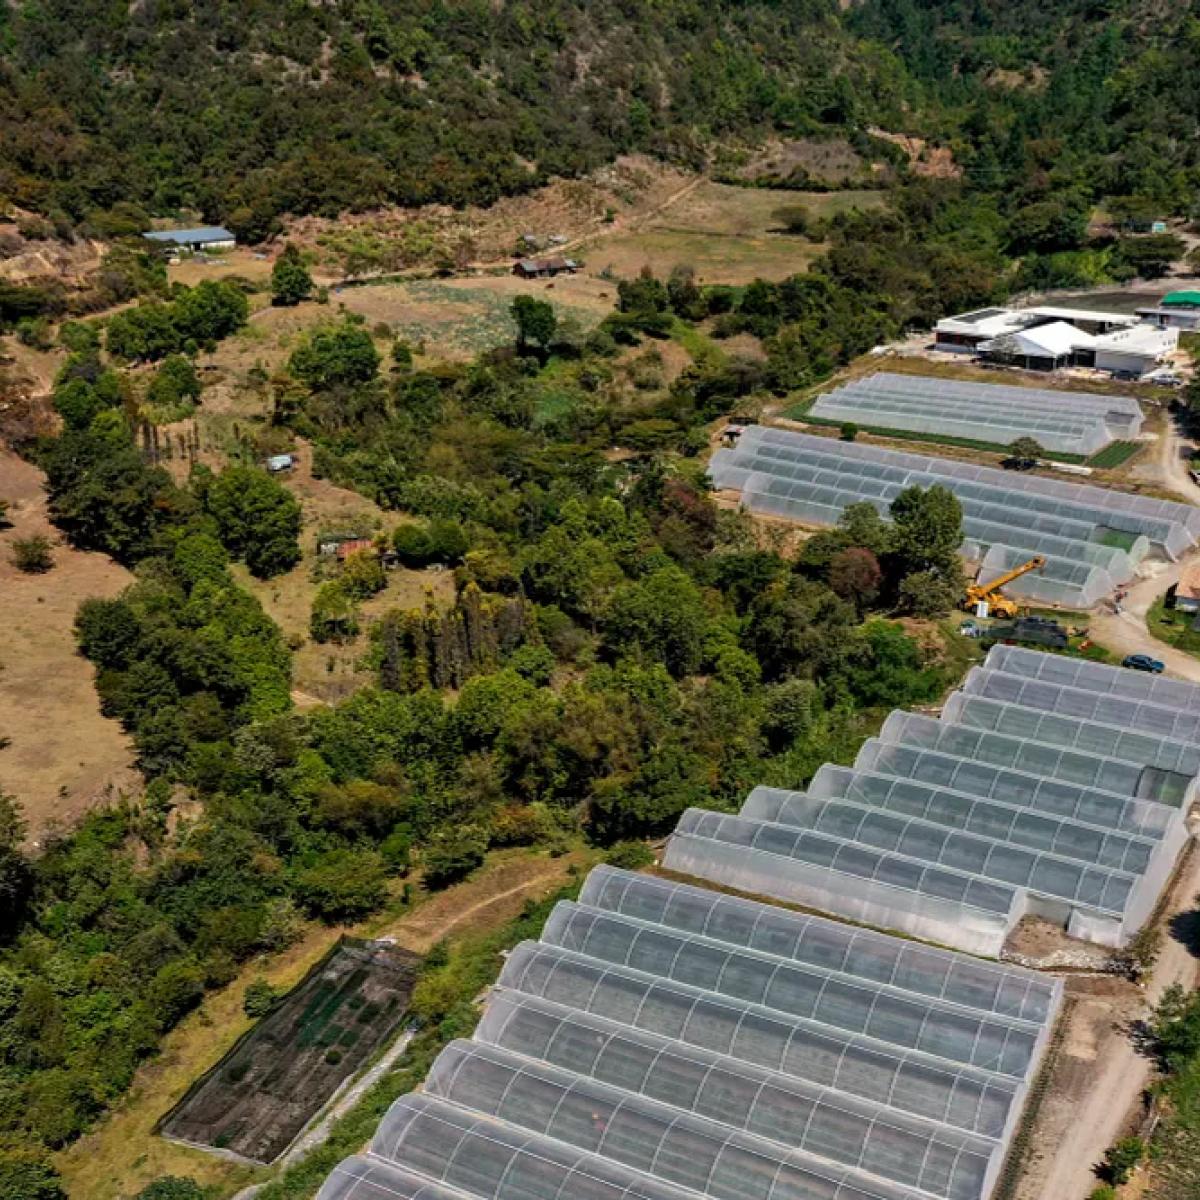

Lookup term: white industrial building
[935,304,1178,378]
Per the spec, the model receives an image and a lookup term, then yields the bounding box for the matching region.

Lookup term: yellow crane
[963,555,1046,619]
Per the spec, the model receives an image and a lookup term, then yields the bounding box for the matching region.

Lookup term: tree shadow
[1167,905,1200,958]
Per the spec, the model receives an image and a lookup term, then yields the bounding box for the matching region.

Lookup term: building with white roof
[935,302,1176,377]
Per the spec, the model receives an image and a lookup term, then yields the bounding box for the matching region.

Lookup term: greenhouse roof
[317,868,1064,1200]
[708,426,1200,605]
[1163,290,1200,308]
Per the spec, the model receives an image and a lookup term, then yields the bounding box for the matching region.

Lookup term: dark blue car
[1122,653,1165,674]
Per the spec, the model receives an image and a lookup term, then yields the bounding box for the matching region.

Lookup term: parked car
[1122,653,1164,673]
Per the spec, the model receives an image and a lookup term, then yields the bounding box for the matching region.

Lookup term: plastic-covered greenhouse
[664,644,1193,952]
[807,372,1140,456]
[316,643,1198,1200]
[708,425,1200,605]
[319,868,1063,1200]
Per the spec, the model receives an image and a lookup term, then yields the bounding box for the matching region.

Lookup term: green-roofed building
[1138,291,1200,331]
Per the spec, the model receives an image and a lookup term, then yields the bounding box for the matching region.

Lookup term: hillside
[0,0,897,239]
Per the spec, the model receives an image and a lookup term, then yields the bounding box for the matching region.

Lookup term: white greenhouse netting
[942,692,1200,785]
[577,866,1058,1023]
[875,710,1183,804]
[976,544,1115,607]
[961,666,1200,745]
[317,1157,479,1200]
[471,994,1001,1200]
[984,644,1200,712]
[833,374,1143,434]
[765,773,1156,877]
[492,949,1029,1138]
[709,427,1200,574]
[663,808,1019,957]
[809,385,1114,456]
[425,1039,975,1200]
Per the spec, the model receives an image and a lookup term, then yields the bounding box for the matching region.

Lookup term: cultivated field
[160,939,420,1164]
[0,450,138,839]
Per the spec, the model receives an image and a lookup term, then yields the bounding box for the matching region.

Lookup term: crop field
[581,182,885,285]
[159,938,420,1165]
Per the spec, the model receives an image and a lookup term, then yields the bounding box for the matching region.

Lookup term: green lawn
[1087,440,1143,468]
[1147,595,1200,656]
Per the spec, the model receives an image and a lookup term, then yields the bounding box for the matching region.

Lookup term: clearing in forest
[159,938,420,1165]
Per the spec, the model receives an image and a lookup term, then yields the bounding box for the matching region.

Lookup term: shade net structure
[808,373,1128,456]
[820,374,1143,438]
[708,426,1200,604]
[667,643,1194,953]
[319,867,1062,1200]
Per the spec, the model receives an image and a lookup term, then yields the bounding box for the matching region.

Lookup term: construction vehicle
[962,555,1045,619]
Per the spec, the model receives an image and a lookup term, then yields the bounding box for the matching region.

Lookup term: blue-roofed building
[142,225,236,251]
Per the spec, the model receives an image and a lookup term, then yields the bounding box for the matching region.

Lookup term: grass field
[1087,440,1143,468]
[580,182,885,285]
[790,412,1089,463]
[0,450,138,840]
[160,939,419,1164]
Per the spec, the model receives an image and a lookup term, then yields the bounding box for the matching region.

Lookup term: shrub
[11,535,53,573]
[1102,1136,1146,1184]
[605,841,655,870]
[243,978,279,1018]
[839,421,858,441]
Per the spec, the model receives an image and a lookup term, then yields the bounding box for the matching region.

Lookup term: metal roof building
[142,225,236,248]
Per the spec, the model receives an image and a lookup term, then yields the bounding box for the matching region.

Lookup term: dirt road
[1020,846,1200,1200]
[1087,559,1200,683]
[1154,417,1200,506]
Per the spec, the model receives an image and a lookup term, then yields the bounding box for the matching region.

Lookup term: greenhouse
[315,643,1195,1200]
[319,868,1062,1200]
[874,709,1195,805]
[809,386,1115,456]
[708,426,1200,604]
[942,692,1200,784]
[665,650,1194,952]
[961,664,1200,745]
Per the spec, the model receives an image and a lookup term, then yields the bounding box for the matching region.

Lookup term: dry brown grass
[0,450,139,841]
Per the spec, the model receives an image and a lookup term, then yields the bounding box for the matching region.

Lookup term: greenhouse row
[708,425,1200,605]
[315,650,1194,1200]
[807,372,1142,456]
[317,867,1063,1200]
[664,644,1192,955]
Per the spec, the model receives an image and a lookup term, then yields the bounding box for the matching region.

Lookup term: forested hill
[0,0,902,239]
[851,0,1200,213]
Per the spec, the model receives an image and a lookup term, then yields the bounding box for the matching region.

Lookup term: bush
[291,848,388,921]
[422,826,488,889]
[135,1178,206,1200]
[1102,1136,1146,1185]
[897,570,958,617]
[839,421,858,442]
[605,841,655,870]
[11,535,53,573]
[243,978,278,1018]
[393,523,433,566]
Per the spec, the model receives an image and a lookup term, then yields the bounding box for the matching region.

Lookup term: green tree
[0,793,32,940]
[423,826,488,888]
[205,466,301,578]
[289,320,380,390]
[1117,234,1186,279]
[146,355,201,413]
[310,582,359,643]
[393,523,433,566]
[839,422,858,442]
[292,848,387,921]
[1007,436,1044,462]
[605,566,709,677]
[1102,1137,1146,1185]
[271,243,313,306]
[828,547,881,615]
[0,1148,67,1200]
[340,548,386,599]
[897,569,959,617]
[889,484,963,582]
[511,295,557,351]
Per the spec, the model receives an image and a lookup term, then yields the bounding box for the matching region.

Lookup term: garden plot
[159,938,419,1164]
